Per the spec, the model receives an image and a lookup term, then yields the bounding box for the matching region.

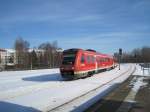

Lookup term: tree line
[14,37,62,70]
[6,37,150,70]
[114,46,150,63]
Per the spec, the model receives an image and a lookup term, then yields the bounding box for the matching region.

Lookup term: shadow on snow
[0,101,41,112]
[22,73,63,82]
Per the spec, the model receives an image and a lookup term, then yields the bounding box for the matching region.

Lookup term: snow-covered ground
[133,64,150,76]
[116,64,150,112]
[0,64,135,112]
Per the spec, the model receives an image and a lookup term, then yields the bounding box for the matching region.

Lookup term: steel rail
[48,65,136,112]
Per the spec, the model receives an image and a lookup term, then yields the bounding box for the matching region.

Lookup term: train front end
[60,49,79,79]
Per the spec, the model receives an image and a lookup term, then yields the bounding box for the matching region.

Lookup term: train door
[95,55,98,73]
[80,53,87,71]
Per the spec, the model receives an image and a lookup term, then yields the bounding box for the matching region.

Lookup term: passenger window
[100,58,104,62]
[81,54,85,63]
[87,56,90,63]
[107,58,109,62]
[92,56,95,63]
[103,58,105,62]
[98,58,100,63]
[90,56,93,63]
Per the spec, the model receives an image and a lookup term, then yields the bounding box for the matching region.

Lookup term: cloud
[0,0,150,53]
[0,0,112,25]
[69,15,102,22]
[61,32,150,43]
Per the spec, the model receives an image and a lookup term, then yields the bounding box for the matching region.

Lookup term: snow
[51,64,135,112]
[5,49,15,53]
[133,64,150,76]
[130,77,147,92]
[116,65,149,112]
[0,64,135,112]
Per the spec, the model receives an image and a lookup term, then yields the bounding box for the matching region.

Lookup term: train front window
[62,54,76,65]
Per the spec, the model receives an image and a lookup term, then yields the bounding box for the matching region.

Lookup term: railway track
[48,65,136,112]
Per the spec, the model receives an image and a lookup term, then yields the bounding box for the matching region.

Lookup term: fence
[140,63,150,75]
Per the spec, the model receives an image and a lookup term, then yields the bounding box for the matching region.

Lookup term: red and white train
[60,48,117,79]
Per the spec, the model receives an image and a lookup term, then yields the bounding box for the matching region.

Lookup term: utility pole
[134,54,137,65]
[119,48,122,70]
[30,52,32,70]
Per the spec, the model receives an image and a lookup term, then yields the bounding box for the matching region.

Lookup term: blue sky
[0,0,150,54]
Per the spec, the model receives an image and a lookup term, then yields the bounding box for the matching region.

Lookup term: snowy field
[0,64,135,112]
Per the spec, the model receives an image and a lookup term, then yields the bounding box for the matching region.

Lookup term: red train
[60,48,117,79]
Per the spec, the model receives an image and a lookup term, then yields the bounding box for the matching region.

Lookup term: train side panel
[74,50,96,78]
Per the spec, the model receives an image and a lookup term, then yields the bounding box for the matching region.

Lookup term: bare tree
[141,47,150,62]
[14,37,30,69]
[119,46,150,63]
[38,41,62,68]
[30,50,38,69]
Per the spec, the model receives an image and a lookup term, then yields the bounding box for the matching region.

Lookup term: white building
[0,49,16,70]
[28,48,45,57]
[5,49,16,66]
[0,48,62,70]
[0,49,7,70]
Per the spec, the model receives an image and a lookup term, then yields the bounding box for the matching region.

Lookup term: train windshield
[62,54,76,65]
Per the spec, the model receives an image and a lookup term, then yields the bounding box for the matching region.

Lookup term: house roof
[0,49,6,52]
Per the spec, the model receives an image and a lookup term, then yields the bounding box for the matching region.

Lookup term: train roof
[84,49,113,58]
[86,49,96,52]
[63,48,81,52]
[63,48,113,58]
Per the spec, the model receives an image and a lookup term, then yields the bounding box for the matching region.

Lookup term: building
[0,49,16,70]
[0,48,62,71]
[0,49,6,70]
[28,48,45,57]
[5,49,16,66]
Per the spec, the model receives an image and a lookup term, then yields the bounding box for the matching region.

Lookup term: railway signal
[119,48,122,55]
